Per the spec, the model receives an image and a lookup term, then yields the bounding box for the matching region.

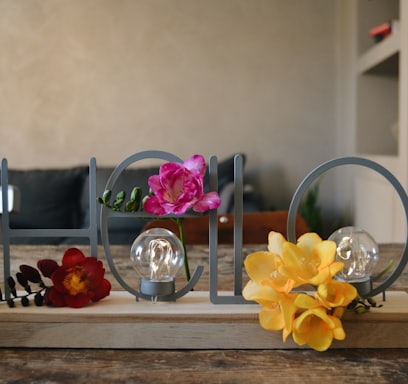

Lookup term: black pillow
[80,154,246,244]
[7,166,88,229]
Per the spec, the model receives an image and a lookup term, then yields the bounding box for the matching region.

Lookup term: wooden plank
[1,348,407,384]
[1,291,407,349]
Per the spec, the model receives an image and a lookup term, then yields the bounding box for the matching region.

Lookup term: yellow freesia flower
[298,233,341,283]
[265,232,339,287]
[316,279,357,309]
[292,307,346,352]
[243,231,358,352]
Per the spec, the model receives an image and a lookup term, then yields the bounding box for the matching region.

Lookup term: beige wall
[0,0,337,213]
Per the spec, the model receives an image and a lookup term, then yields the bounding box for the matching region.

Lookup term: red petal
[81,258,105,288]
[65,293,93,308]
[51,266,69,293]
[47,287,66,307]
[62,248,86,267]
[92,279,112,302]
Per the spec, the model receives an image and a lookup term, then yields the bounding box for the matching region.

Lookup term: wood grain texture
[0,348,407,384]
[2,243,406,292]
[0,244,407,382]
[1,291,408,348]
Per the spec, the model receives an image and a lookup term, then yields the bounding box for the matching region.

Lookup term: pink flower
[144,154,221,216]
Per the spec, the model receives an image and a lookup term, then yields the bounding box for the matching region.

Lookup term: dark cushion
[2,154,246,245]
[80,154,245,244]
[7,166,88,230]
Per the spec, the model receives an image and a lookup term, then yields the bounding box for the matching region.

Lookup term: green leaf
[102,189,112,204]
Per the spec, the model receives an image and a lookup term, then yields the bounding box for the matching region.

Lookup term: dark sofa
[3,154,252,245]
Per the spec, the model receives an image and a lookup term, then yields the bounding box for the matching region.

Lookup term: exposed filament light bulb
[329,226,379,296]
[130,228,184,300]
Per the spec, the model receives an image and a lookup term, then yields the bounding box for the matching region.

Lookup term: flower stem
[177,218,191,282]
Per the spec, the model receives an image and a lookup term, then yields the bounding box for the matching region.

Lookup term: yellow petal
[300,324,333,352]
[331,316,346,340]
[282,327,291,342]
[268,231,286,255]
[294,293,320,309]
[297,232,322,253]
[332,306,345,318]
[259,306,285,331]
[243,280,279,303]
[280,242,317,281]
[308,268,331,286]
[293,307,335,352]
[317,280,357,308]
[329,262,345,277]
[244,251,278,283]
[314,240,336,267]
[279,294,299,333]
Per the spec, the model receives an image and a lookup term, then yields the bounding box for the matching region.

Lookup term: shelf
[1,291,408,349]
[358,29,400,75]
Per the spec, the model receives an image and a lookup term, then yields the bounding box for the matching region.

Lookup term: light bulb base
[350,279,373,297]
[139,278,175,298]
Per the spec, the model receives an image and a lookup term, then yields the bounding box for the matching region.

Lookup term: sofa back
[3,154,243,245]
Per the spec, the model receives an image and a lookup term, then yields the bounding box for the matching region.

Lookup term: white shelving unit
[350,0,408,243]
[357,26,399,75]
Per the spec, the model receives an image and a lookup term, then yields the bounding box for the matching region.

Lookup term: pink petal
[192,192,221,212]
[144,195,167,215]
[165,202,192,215]
[159,162,184,178]
[147,175,162,194]
[160,168,187,200]
[183,155,206,177]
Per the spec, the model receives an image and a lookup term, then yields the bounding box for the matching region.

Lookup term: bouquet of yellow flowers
[243,231,357,351]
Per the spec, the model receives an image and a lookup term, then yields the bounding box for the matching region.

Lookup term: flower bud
[37,259,59,278]
[34,292,44,306]
[7,276,17,297]
[21,296,29,307]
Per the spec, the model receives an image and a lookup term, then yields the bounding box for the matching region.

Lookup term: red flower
[38,248,111,308]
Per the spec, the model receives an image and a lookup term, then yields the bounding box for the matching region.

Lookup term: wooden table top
[1,243,408,383]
